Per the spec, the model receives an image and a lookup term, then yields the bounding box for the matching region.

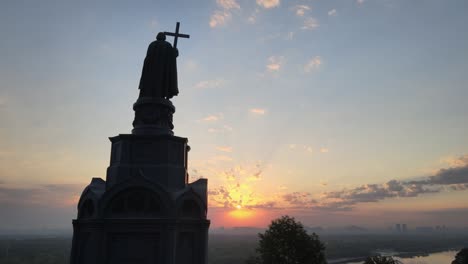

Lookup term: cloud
[247,8,260,24]
[283,192,313,207]
[201,162,268,209]
[250,108,267,115]
[293,5,311,16]
[440,155,468,168]
[200,113,224,122]
[256,0,280,9]
[208,125,233,134]
[304,56,322,72]
[216,146,233,153]
[357,0,365,4]
[425,166,468,185]
[194,79,225,89]
[288,144,320,154]
[246,201,277,209]
[302,17,319,30]
[204,154,468,214]
[209,0,240,28]
[450,184,468,191]
[328,9,337,16]
[210,11,232,28]
[216,0,240,10]
[266,56,284,71]
[325,180,439,203]
[318,162,468,210]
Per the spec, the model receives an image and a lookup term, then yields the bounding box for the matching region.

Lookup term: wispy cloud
[194,79,225,89]
[266,56,284,72]
[208,125,233,133]
[357,0,365,5]
[210,0,240,28]
[320,148,329,153]
[210,11,232,28]
[216,0,240,10]
[302,17,319,30]
[283,192,313,207]
[256,0,280,9]
[293,5,311,16]
[205,162,266,209]
[216,146,233,153]
[288,144,316,153]
[250,108,267,115]
[199,113,224,122]
[247,8,260,24]
[304,56,322,72]
[328,9,337,16]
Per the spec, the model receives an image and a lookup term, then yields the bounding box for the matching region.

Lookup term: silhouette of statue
[138,22,190,100]
[138,32,179,99]
[132,23,190,135]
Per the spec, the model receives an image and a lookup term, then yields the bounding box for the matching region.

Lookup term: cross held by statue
[164,22,190,48]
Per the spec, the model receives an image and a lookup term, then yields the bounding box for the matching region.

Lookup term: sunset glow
[228,208,254,220]
[1,0,468,231]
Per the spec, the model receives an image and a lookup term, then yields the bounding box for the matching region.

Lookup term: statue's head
[157,32,166,41]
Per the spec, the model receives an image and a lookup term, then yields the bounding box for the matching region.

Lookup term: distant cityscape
[392,223,449,233]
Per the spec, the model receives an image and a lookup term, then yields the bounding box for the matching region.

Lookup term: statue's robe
[138,37,179,99]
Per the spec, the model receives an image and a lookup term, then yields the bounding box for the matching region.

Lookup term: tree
[249,215,327,264]
[452,248,468,264]
[364,256,402,264]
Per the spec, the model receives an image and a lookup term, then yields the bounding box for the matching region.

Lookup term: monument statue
[138,22,190,99]
[70,22,209,264]
[138,32,179,99]
[132,22,190,135]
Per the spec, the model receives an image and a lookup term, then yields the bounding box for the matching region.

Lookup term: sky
[1,0,468,231]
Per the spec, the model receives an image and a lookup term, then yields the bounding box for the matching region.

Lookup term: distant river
[344,250,457,264]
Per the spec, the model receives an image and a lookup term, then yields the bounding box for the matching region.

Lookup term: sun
[228,206,254,220]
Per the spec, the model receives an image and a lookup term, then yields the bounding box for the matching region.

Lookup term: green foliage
[452,248,468,264]
[251,215,327,264]
[364,255,402,264]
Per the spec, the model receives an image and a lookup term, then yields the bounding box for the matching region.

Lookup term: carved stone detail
[132,97,175,135]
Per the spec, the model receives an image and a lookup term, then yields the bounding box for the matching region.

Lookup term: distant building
[402,224,407,232]
[396,224,401,232]
[415,226,434,233]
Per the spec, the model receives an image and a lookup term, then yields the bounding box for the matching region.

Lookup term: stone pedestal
[70,99,209,264]
[132,98,175,136]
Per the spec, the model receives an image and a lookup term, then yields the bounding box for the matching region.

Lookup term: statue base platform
[70,131,209,264]
[132,97,175,136]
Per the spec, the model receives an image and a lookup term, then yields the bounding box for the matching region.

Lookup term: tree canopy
[248,215,327,264]
[452,248,468,264]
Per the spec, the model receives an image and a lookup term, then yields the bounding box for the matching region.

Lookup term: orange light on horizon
[228,208,254,220]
